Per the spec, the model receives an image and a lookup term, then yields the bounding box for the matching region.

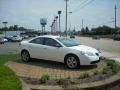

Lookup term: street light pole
[115,5,117,31]
[53,19,56,34]
[65,0,69,37]
[56,16,58,34]
[58,11,61,36]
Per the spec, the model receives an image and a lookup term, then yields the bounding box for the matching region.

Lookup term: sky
[0,0,120,31]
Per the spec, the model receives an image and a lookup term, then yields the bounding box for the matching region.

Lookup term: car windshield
[57,37,80,47]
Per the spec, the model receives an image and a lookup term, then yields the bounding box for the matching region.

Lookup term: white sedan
[20,35,102,69]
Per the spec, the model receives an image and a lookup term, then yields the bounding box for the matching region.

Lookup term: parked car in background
[20,35,102,69]
[92,35,100,40]
[21,35,29,39]
[6,36,13,42]
[0,38,4,44]
[113,34,120,41]
[11,35,23,42]
[3,38,8,42]
[70,34,75,38]
[0,37,8,44]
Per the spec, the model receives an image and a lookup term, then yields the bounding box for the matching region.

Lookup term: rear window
[30,37,44,44]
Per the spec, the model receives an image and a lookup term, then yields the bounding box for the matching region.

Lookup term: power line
[72,0,95,13]
[71,0,90,12]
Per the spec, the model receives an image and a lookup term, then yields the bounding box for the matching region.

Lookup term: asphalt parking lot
[0,42,19,55]
[0,36,120,59]
[76,36,120,54]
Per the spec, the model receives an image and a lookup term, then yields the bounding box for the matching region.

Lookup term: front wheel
[21,51,30,62]
[65,55,79,69]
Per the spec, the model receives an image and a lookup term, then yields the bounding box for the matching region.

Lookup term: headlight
[85,52,95,56]
[80,51,95,56]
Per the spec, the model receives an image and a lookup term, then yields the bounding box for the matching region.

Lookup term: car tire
[65,55,79,69]
[21,51,30,62]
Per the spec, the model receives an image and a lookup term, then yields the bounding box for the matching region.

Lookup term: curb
[22,72,120,90]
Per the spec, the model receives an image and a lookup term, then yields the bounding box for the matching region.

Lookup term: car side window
[30,37,44,44]
[44,38,61,47]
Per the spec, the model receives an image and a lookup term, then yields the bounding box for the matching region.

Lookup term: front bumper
[80,53,102,65]
[90,59,100,64]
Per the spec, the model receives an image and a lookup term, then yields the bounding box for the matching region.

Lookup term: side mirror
[55,43,61,48]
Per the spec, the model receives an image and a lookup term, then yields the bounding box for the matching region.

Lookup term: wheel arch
[64,53,80,63]
[21,49,30,56]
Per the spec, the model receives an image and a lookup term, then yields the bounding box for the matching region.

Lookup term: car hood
[69,45,99,53]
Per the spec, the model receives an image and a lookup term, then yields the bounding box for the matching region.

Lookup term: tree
[13,25,19,35]
[85,27,89,32]
[19,27,25,31]
[13,25,18,31]
[9,26,14,31]
[81,27,85,35]
[2,22,8,37]
[90,26,114,35]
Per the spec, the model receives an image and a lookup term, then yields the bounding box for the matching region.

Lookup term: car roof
[38,35,60,39]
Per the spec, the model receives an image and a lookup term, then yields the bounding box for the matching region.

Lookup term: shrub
[106,59,120,74]
[101,67,111,74]
[79,72,90,79]
[106,60,115,68]
[93,70,100,75]
[40,74,49,83]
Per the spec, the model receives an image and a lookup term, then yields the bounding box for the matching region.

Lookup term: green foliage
[0,54,20,65]
[93,70,100,75]
[79,72,90,79]
[80,25,119,35]
[81,27,85,34]
[40,74,50,83]
[101,67,111,74]
[0,31,3,34]
[106,59,120,74]
[81,27,90,35]
[0,25,31,31]
[91,26,114,35]
[0,66,22,90]
[0,54,22,90]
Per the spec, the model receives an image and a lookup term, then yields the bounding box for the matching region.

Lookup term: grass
[0,54,20,65]
[0,54,22,90]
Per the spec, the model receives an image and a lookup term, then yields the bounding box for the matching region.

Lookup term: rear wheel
[21,51,30,62]
[65,55,79,69]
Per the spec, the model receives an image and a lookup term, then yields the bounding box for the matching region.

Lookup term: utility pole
[115,5,117,31]
[82,19,83,29]
[65,0,69,37]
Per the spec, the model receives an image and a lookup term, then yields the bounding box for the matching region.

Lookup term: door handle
[43,47,47,49]
[28,45,31,48]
